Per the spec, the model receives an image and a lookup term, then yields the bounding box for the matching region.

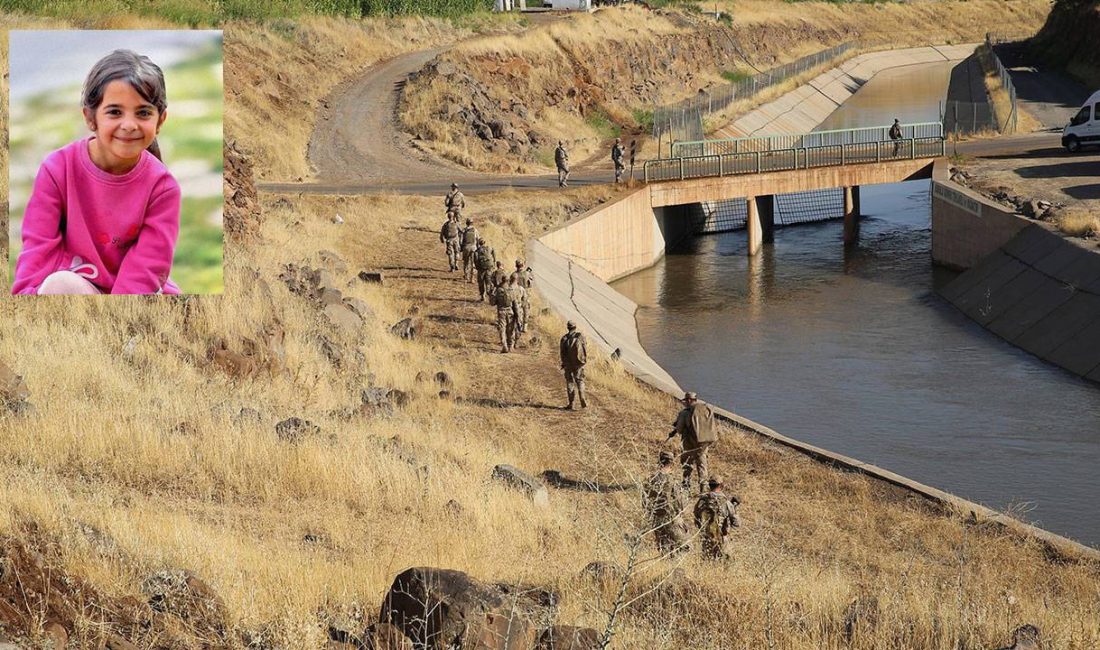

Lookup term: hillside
[1032,0,1100,87]
[398,0,1051,174]
[1,5,1100,650]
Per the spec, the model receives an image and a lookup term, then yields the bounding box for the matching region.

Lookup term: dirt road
[994,41,1088,131]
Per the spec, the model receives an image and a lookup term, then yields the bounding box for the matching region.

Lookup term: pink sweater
[12,137,181,295]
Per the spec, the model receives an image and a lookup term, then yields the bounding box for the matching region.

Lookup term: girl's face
[83,79,167,172]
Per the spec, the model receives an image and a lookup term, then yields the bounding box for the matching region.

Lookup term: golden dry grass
[976,43,1043,134]
[1055,207,1100,238]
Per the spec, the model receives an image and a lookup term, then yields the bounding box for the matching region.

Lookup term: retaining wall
[933,170,1100,383]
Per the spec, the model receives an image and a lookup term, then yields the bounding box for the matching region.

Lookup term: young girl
[12,49,181,295]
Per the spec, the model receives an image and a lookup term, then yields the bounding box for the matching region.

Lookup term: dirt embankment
[398,0,1052,174]
[1033,0,1100,88]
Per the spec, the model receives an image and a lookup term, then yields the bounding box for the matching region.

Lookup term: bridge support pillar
[756,195,776,243]
[843,186,862,246]
[746,196,763,255]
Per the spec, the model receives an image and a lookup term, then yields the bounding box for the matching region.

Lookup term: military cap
[683,391,697,401]
[658,451,675,465]
[515,259,523,267]
[465,218,473,225]
[451,182,458,189]
[708,476,723,489]
[566,320,577,330]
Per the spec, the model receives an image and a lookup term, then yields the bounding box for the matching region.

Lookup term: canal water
[612,60,1100,546]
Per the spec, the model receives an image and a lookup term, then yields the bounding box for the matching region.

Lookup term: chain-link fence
[941,100,999,135]
[652,42,855,151]
[693,189,847,235]
[984,34,1018,133]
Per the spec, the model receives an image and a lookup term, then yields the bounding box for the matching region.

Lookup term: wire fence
[984,34,1018,133]
[673,122,943,157]
[694,189,846,235]
[652,42,855,150]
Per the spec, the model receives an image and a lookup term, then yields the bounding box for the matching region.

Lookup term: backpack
[696,494,723,539]
[442,220,459,239]
[562,331,586,366]
[475,247,494,271]
[462,228,477,247]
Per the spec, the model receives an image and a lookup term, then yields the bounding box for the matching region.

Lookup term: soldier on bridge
[890,118,903,156]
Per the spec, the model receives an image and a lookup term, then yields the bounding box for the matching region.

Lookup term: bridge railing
[643,137,945,183]
[671,122,944,158]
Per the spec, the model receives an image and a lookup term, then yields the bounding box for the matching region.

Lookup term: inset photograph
[8,30,224,295]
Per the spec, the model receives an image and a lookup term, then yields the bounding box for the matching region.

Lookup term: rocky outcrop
[491,465,550,507]
[224,140,262,242]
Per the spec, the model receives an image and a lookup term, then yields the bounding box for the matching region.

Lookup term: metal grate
[692,189,845,236]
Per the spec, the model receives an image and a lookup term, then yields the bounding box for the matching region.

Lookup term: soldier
[559,321,587,409]
[474,238,496,302]
[460,218,479,283]
[510,259,532,333]
[554,141,570,188]
[491,278,513,353]
[666,391,717,493]
[611,137,625,184]
[642,451,690,555]
[506,275,526,348]
[490,260,509,291]
[439,211,461,272]
[445,182,465,218]
[693,476,740,560]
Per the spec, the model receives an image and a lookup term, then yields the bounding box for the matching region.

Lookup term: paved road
[993,42,1088,131]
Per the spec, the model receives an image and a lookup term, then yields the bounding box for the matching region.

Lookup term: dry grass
[1055,207,1100,238]
[976,43,1043,134]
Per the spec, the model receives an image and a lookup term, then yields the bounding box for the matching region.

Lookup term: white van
[1063,90,1100,153]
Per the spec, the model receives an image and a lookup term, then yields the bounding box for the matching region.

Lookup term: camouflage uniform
[669,396,717,493]
[474,242,497,301]
[508,282,527,346]
[889,120,903,156]
[559,324,587,409]
[510,263,533,333]
[439,215,461,271]
[491,283,513,353]
[611,140,625,184]
[555,143,570,188]
[490,264,509,292]
[642,470,690,554]
[445,187,466,218]
[460,224,479,282]
[693,487,740,560]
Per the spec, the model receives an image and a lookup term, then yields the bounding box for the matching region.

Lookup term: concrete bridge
[540,124,946,281]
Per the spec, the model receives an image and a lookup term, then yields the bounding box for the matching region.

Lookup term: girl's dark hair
[82,49,167,161]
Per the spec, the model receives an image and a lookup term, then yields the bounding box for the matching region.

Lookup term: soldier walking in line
[611,137,626,184]
[445,182,465,218]
[559,320,587,409]
[693,476,741,560]
[506,274,526,348]
[490,260,508,291]
[642,451,690,555]
[474,238,496,302]
[510,259,532,333]
[555,141,570,188]
[667,391,717,493]
[460,218,479,283]
[889,118,903,156]
[439,211,461,272]
[491,277,513,353]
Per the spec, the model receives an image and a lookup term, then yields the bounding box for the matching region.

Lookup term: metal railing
[672,122,944,158]
[643,137,945,183]
[652,42,855,147]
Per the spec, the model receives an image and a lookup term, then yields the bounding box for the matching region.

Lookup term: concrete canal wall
[932,165,1100,384]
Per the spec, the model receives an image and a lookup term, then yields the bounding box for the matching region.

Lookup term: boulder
[536,626,601,650]
[390,318,420,340]
[141,570,228,639]
[491,465,549,507]
[275,417,321,443]
[0,361,31,413]
[362,622,415,650]
[361,387,410,414]
[317,249,349,275]
[325,303,363,336]
[345,297,374,320]
[380,567,538,650]
[358,271,384,284]
[321,287,344,306]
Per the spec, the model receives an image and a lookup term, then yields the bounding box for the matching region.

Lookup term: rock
[491,465,549,507]
[444,499,464,516]
[0,360,31,413]
[324,304,363,337]
[433,371,453,389]
[275,417,321,443]
[361,387,410,414]
[320,337,343,366]
[380,567,539,650]
[345,297,373,320]
[141,570,228,639]
[362,622,415,650]
[438,390,452,400]
[317,249,349,275]
[320,287,344,306]
[235,407,263,424]
[1023,200,1043,218]
[998,624,1040,650]
[332,214,344,224]
[436,61,456,76]
[105,634,140,650]
[536,626,601,650]
[43,621,67,650]
[358,270,384,284]
[390,318,420,340]
[489,119,506,139]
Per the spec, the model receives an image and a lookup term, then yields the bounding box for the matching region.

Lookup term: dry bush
[1055,207,1100,238]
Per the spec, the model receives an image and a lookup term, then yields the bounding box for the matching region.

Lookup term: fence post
[755,151,761,173]
[679,157,684,180]
[718,155,723,177]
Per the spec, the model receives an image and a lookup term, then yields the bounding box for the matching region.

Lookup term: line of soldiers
[643,391,741,560]
[440,184,739,559]
[554,138,633,187]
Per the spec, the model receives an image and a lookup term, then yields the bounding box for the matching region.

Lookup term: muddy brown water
[613,61,1100,547]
